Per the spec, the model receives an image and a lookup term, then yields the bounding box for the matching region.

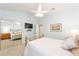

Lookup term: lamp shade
[70,29,79,36]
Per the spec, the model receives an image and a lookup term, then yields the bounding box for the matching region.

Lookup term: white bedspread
[24,37,73,56]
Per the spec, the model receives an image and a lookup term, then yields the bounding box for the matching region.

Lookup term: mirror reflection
[0,20,22,50]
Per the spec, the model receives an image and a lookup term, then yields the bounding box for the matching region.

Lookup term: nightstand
[70,48,79,56]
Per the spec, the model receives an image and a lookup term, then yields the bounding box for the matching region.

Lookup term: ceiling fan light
[35,13,44,17]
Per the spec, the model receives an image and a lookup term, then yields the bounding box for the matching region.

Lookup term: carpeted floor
[0,39,25,56]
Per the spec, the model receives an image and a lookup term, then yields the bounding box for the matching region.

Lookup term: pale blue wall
[1,6,79,41]
[0,10,37,41]
[38,7,79,39]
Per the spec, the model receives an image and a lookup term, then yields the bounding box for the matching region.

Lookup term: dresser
[0,33,11,40]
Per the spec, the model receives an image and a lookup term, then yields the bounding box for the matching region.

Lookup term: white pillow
[61,36,77,50]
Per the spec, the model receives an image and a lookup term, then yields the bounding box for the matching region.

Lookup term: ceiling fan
[32,4,47,17]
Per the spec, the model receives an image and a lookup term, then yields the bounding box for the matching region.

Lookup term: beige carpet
[1,39,22,49]
[1,39,79,56]
[0,39,25,56]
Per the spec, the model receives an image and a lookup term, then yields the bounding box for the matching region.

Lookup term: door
[36,24,44,39]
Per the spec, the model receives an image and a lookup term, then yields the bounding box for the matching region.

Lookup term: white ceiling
[0,3,79,18]
[0,3,79,13]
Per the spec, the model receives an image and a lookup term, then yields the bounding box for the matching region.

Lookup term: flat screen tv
[25,23,33,29]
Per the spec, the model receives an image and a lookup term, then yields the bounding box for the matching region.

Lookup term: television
[25,23,33,29]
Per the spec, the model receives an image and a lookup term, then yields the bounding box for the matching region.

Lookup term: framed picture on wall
[50,23,62,32]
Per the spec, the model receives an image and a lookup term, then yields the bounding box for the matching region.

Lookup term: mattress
[24,37,73,56]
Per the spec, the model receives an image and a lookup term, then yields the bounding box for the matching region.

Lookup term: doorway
[36,24,44,39]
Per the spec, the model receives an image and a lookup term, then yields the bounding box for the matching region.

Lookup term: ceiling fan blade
[32,10,48,13]
[31,10,38,13]
[32,4,48,16]
[40,11,48,13]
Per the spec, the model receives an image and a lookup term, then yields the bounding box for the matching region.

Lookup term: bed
[11,32,22,40]
[24,37,73,56]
